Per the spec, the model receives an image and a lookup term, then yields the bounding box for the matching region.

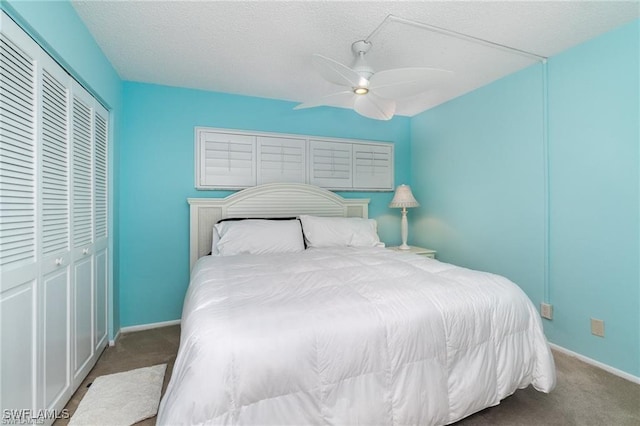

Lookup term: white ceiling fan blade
[369,68,453,99]
[354,93,396,120]
[312,54,363,88]
[293,90,356,110]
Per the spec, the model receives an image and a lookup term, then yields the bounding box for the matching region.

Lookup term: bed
[158,183,555,425]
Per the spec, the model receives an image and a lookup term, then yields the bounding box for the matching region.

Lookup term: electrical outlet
[591,318,605,337]
[540,303,553,320]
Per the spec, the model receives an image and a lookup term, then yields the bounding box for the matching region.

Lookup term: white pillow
[214,219,305,256]
[299,215,382,248]
[211,227,221,256]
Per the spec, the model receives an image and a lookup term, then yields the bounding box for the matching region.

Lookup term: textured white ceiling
[71,1,639,117]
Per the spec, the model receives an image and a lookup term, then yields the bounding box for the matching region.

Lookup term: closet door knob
[82,248,89,255]
[55,258,63,266]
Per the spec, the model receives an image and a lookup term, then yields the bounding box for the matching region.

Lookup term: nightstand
[387,246,437,259]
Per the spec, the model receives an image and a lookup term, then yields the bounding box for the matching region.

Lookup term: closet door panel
[41,66,70,259]
[42,268,70,409]
[0,32,37,282]
[37,52,73,414]
[93,105,108,351]
[71,84,94,254]
[93,107,107,243]
[71,82,95,381]
[94,248,107,349]
[1,281,36,411]
[0,20,38,414]
[73,256,93,379]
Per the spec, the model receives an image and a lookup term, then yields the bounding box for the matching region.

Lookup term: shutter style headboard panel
[187,183,370,269]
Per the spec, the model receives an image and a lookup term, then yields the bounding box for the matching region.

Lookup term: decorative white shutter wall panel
[198,131,256,188]
[1,12,109,422]
[309,140,353,189]
[353,143,393,190]
[195,128,393,191]
[0,33,36,268]
[256,136,306,185]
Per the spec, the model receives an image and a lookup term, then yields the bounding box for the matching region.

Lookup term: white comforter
[158,247,555,425]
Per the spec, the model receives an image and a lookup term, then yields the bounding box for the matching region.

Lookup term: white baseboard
[119,319,181,334]
[108,330,120,347]
[549,343,640,384]
[109,319,181,346]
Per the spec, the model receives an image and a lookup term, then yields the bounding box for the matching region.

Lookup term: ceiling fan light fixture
[300,38,452,120]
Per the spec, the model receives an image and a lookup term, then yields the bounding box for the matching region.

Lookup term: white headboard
[187,183,370,269]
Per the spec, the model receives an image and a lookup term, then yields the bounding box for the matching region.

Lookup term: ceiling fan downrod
[350,40,374,84]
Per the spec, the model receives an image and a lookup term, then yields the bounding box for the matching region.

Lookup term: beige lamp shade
[389,184,419,208]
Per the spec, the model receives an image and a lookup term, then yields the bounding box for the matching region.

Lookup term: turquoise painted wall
[410,20,639,377]
[410,64,545,306]
[2,0,123,335]
[119,82,411,327]
[546,19,639,377]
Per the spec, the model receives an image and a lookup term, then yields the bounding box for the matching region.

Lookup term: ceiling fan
[294,40,452,120]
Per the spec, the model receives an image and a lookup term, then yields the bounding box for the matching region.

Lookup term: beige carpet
[69,364,167,426]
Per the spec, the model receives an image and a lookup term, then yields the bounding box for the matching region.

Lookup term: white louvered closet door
[39,54,72,413]
[1,12,110,421]
[0,21,38,413]
[70,80,95,384]
[93,104,108,352]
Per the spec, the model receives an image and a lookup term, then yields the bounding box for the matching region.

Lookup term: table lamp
[389,184,419,250]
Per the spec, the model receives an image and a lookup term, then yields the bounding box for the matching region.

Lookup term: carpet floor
[56,325,639,425]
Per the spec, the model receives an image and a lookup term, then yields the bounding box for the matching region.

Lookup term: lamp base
[398,243,411,250]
